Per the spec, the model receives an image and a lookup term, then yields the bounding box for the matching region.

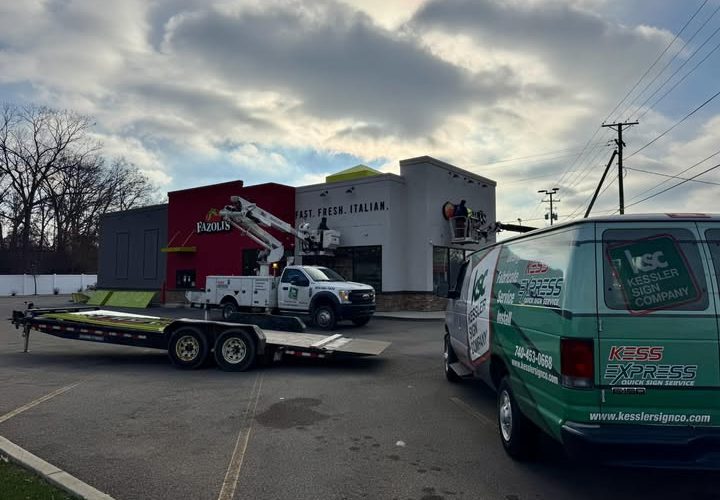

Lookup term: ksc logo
[624,249,668,274]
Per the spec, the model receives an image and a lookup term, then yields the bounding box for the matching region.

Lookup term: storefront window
[305,246,382,291]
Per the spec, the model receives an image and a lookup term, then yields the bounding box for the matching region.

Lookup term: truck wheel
[221,300,238,320]
[313,305,337,330]
[444,334,462,383]
[497,376,536,460]
[214,329,256,372]
[168,327,209,369]
[351,316,370,326]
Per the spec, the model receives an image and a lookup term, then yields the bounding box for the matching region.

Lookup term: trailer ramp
[263,330,390,357]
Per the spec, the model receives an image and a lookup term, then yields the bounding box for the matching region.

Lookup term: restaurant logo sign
[196,208,231,234]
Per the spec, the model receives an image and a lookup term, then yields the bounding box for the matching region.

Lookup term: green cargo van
[443,214,720,467]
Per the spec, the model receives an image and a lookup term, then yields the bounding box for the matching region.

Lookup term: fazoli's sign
[196,208,231,234]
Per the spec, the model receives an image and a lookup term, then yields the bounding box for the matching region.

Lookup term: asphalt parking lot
[1,297,719,500]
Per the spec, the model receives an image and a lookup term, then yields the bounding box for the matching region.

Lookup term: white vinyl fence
[0,274,97,297]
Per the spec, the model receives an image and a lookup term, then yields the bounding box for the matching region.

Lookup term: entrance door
[595,221,720,427]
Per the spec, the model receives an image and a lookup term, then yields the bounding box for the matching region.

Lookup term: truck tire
[351,316,371,326]
[313,304,337,330]
[214,329,257,372]
[497,376,536,460]
[444,334,462,383]
[168,327,209,370]
[221,300,238,320]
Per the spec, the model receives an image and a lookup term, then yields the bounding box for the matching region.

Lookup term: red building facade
[164,180,295,299]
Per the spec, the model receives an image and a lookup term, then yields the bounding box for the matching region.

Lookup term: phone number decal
[514,345,553,370]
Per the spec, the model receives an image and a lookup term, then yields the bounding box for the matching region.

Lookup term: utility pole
[602,121,638,214]
[538,188,560,225]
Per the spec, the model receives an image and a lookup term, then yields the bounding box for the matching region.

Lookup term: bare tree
[0,103,158,273]
[0,104,99,270]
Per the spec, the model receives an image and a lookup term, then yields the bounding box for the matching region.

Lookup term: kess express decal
[604,346,698,387]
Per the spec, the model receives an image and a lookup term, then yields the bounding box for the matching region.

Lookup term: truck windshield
[304,267,346,282]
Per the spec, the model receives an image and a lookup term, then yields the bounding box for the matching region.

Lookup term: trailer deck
[10,307,390,371]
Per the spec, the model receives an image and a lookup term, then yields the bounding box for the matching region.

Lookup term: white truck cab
[189,265,375,329]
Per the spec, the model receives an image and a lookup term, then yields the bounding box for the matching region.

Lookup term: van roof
[488,213,720,249]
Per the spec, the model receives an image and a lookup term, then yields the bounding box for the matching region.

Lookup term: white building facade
[295,156,496,310]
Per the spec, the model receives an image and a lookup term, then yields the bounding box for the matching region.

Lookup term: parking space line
[0,382,82,425]
[217,374,264,500]
[449,396,494,427]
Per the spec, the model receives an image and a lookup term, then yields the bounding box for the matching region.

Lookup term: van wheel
[444,334,462,383]
[313,305,337,330]
[221,300,238,320]
[168,327,209,369]
[214,330,256,372]
[497,376,536,460]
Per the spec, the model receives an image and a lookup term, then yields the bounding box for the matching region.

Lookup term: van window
[494,228,576,309]
[602,228,708,312]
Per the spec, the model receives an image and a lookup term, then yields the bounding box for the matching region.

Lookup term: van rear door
[595,222,720,427]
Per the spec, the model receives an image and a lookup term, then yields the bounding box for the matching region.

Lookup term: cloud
[161,0,525,135]
[0,0,714,227]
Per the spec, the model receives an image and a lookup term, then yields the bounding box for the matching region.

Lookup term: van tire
[168,327,209,369]
[497,376,536,460]
[313,304,337,330]
[444,334,462,383]
[221,300,238,321]
[214,330,256,372]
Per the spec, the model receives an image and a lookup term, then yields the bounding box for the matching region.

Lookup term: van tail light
[561,338,594,389]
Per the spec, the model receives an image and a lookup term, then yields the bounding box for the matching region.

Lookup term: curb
[0,435,115,500]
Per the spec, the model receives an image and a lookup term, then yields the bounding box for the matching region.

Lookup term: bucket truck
[186,196,376,329]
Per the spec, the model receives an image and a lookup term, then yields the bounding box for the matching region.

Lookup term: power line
[624,165,720,186]
[563,139,614,191]
[565,170,620,220]
[620,2,720,120]
[626,88,720,159]
[474,145,605,168]
[624,160,720,209]
[625,148,720,202]
[603,0,710,124]
[631,13,720,119]
[638,36,720,120]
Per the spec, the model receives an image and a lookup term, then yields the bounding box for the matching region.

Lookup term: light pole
[538,188,560,226]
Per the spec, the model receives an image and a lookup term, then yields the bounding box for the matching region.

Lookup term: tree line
[0,104,158,274]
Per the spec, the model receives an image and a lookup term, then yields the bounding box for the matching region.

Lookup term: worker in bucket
[454,200,469,238]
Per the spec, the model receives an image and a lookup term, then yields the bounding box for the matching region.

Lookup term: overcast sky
[1,0,719,227]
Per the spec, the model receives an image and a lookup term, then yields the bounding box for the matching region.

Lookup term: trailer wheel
[168,327,209,369]
[313,304,337,330]
[351,316,371,326]
[497,376,536,460]
[214,329,257,372]
[221,300,239,320]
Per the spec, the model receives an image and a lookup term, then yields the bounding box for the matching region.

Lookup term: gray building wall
[98,204,168,290]
[295,156,496,295]
[401,156,496,292]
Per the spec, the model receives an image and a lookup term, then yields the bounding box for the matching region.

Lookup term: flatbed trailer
[10,307,390,371]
